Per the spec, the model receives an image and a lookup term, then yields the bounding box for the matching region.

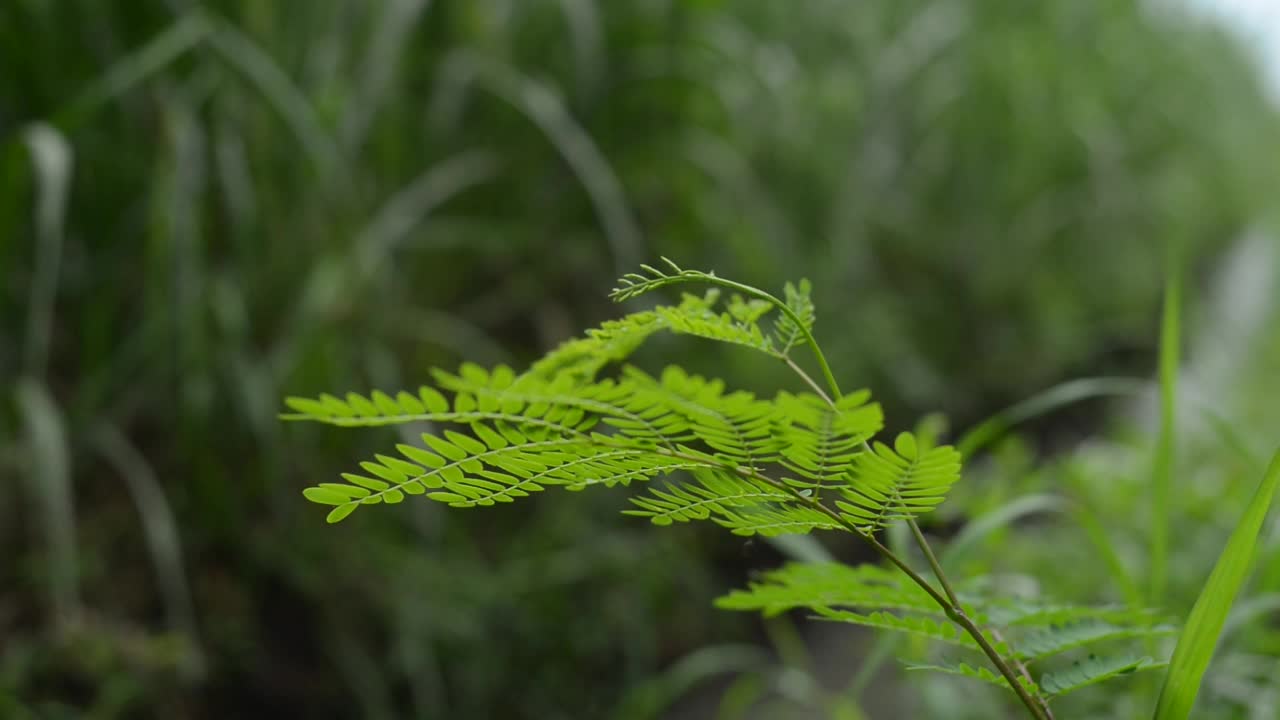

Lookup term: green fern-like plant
[283,259,1171,719]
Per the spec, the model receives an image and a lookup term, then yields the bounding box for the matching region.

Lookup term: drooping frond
[836,433,962,531]
[609,257,716,302]
[523,310,667,382]
[905,660,1041,696]
[985,601,1166,629]
[773,279,815,354]
[653,293,778,356]
[775,390,883,487]
[286,360,862,525]
[1011,621,1176,662]
[623,469,792,526]
[711,503,847,537]
[608,259,819,364]
[299,413,734,523]
[522,287,792,386]
[718,561,1172,704]
[908,653,1169,700]
[715,562,942,618]
[627,366,781,469]
[431,365,694,450]
[1038,654,1168,697]
[282,367,585,431]
[814,609,999,653]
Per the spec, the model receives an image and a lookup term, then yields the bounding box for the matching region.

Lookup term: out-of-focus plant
[908,241,1280,719]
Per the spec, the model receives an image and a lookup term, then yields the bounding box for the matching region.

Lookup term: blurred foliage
[1,0,1278,717]
[923,239,1280,719]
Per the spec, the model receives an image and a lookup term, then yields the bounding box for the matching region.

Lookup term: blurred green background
[3,1,1280,718]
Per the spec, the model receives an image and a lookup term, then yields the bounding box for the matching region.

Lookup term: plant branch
[771,302,1049,720]
[909,518,1054,719]
[908,519,962,608]
[635,441,1049,720]
[784,354,834,405]
[616,267,1046,718]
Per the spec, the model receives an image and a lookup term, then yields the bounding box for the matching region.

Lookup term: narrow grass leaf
[1153,449,1280,720]
[1150,257,1181,605]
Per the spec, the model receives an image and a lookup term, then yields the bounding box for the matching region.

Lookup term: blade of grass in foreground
[1152,449,1280,720]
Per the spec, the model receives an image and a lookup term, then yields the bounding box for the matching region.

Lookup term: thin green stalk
[908,520,961,607]
[776,338,1047,719]
[864,524,1049,720]
[784,354,834,405]
[911,515,1049,717]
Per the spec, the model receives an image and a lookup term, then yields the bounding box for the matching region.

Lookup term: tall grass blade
[20,123,72,378]
[941,494,1067,568]
[1152,449,1280,720]
[611,644,768,720]
[62,12,213,125]
[15,379,80,629]
[1068,497,1144,610]
[352,150,500,281]
[341,0,433,152]
[487,68,644,272]
[94,425,206,681]
[955,377,1147,459]
[1150,254,1181,604]
[557,0,605,98]
[207,22,342,179]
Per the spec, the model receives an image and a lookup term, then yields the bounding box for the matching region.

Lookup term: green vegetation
[4,0,1280,717]
[290,261,1280,718]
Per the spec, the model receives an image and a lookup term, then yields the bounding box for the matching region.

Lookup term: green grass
[3,1,1280,717]
[1154,450,1280,719]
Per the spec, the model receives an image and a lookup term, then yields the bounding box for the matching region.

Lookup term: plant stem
[773,311,1050,719]
[784,355,834,405]
[636,441,1049,720]
[909,519,1054,719]
[801,487,1050,720]
[633,271,1049,718]
[908,520,962,607]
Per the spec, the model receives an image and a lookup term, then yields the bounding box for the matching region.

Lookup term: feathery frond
[523,310,667,382]
[609,257,713,302]
[653,294,777,356]
[608,259,821,366]
[906,660,1041,696]
[836,433,962,530]
[776,390,883,487]
[711,503,847,537]
[629,366,781,469]
[1039,654,1168,697]
[623,470,792,526]
[815,609,997,652]
[985,601,1166,629]
[773,279,816,354]
[1012,621,1177,661]
[715,562,942,618]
